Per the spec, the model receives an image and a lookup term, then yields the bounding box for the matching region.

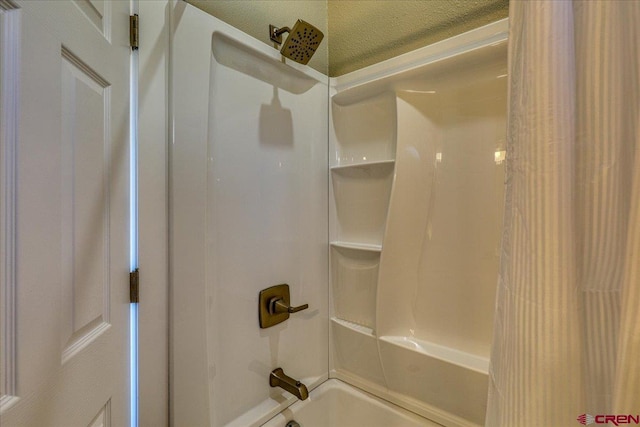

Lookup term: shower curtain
[486,1,640,425]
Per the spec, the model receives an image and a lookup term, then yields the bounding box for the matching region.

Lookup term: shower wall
[171,3,508,425]
[328,21,508,427]
[170,3,328,426]
[185,0,328,75]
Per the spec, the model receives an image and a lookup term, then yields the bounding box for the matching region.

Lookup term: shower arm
[269,25,291,44]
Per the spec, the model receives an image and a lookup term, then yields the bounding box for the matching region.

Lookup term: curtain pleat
[487,1,640,425]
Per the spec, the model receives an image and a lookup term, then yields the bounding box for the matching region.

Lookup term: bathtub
[262,379,440,427]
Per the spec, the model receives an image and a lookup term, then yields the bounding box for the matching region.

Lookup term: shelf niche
[330,245,380,330]
[331,92,396,167]
[330,161,394,246]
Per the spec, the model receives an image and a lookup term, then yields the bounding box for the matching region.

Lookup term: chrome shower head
[269,20,324,65]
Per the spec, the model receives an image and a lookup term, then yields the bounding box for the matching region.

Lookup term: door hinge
[130,14,139,50]
[130,268,140,303]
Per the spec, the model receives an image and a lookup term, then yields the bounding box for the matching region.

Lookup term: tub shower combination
[171,2,508,426]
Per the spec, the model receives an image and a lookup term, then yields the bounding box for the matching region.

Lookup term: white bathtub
[262,379,440,427]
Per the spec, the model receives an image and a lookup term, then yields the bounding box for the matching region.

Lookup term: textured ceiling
[328,0,508,76]
[186,0,509,77]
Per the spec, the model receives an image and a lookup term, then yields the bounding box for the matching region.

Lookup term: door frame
[0,0,20,413]
[138,1,170,425]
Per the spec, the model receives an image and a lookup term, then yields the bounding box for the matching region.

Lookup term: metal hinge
[130,14,139,50]
[130,268,140,303]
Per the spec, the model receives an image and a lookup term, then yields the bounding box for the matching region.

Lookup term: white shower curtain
[486,1,640,425]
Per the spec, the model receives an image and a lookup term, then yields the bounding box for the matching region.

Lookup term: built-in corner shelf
[331,317,375,338]
[329,89,397,395]
[330,241,382,253]
[330,159,395,172]
[331,315,386,387]
[330,158,394,246]
[330,243,380,329]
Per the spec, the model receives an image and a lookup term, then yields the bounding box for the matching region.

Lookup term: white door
[1,1,131,426]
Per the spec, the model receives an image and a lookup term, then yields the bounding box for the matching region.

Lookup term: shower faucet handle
[269,297,308,315]
[259,284,309,328]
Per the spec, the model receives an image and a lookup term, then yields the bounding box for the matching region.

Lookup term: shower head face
[280,20,324,65]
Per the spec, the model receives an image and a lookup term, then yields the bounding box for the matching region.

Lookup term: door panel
[71,0,110,39]
[60,46,112,365]
[0,1,130,426]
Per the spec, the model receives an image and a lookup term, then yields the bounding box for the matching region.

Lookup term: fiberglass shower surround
[171,2,509,425]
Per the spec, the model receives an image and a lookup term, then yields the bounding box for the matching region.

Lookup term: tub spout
[269,368,309,400]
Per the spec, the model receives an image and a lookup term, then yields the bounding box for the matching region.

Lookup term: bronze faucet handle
[269,297,309,314]
[259,284,309,328]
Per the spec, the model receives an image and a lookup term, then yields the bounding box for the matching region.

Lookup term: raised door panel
[72,0,111,40]
[88,400,111,427]
[60,48,112,364]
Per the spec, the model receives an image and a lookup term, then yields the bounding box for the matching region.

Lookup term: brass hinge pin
[130,268,139,303]
[130,14,139,50]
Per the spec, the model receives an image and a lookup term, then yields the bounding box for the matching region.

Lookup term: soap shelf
[330,159,395,171]
[331,244,380,330]
[331,317,375,338]
[330,158,394,246]
[330,241,382,252]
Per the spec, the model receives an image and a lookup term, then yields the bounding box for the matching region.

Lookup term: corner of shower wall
[328,89,397,389]
[328,19,509,427]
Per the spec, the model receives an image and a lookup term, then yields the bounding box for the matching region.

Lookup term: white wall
[170,4,329,426]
